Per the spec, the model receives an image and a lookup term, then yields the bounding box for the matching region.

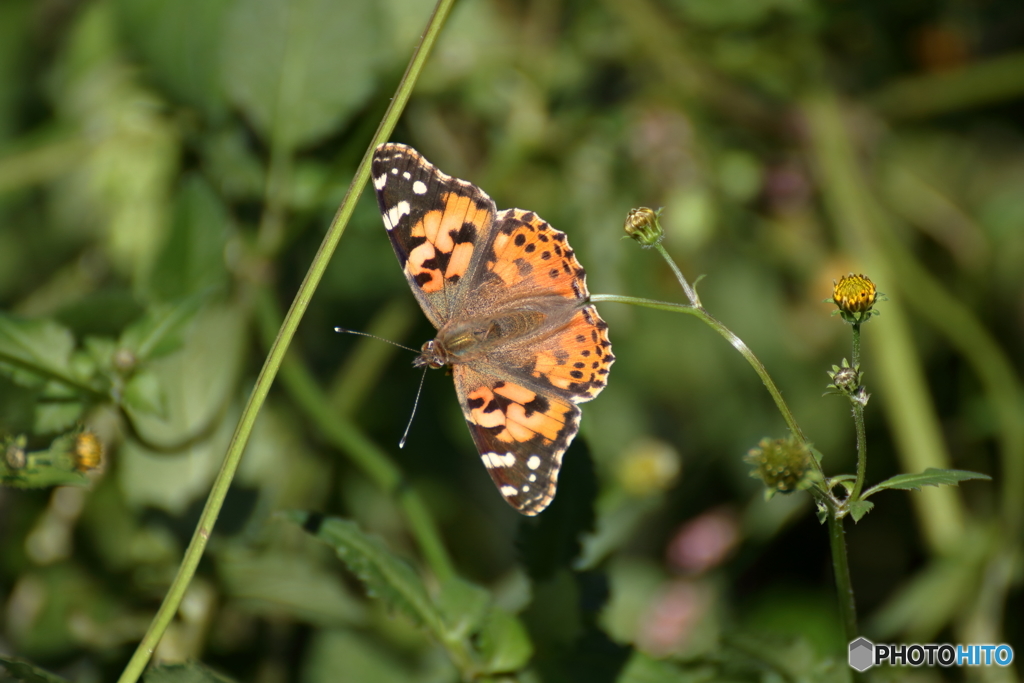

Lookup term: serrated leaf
[286,512,444,635]
[144,662,237,683]
[221,0,385,153]
[865,468,991,497]
[122,369,168,418]
[436,576,490,641]
[477,607,533,674]
[0,656,71,683]
[848,499,874,522]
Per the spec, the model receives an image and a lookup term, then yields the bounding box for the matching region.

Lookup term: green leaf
[149,174,230,302]
[0,313,77,388]
[217,549,365,626]
[34,401,86,434]
[286,512,444,635]
[436,576,490,641]
[848,499,874,522]
[615,651,711,683]
[122,369,168,418]
[221,0,385,152]
[112,0,232,119]
[476,607,533,675]
[144,662,237,683]
[0,656,71,683]
[117,292,207,362]
[865,468,992,498]
[300,629,417,683]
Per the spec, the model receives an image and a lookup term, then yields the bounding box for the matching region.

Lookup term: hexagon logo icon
[849,637,874,672]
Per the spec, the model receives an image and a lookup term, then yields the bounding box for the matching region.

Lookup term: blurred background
[0,0,1021,680]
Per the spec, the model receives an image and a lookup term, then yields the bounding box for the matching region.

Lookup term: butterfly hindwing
[453,365,580,515]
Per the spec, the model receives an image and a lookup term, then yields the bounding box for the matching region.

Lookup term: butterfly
[371,143,613,515]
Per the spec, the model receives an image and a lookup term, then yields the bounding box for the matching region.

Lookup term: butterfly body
[372,143,613,515]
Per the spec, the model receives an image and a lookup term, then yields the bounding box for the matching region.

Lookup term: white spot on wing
[412,180,428,195]
[528,474,536,482]
[373,174,387,191]
[482,452,516,468]
[384,201,410,231]
[403,171,411,180]
[500,485,518,497]
[527,455,541,470]
[522,484,530,492]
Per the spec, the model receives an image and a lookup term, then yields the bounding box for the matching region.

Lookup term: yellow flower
[73,431,104,471]
[832,273,877,315]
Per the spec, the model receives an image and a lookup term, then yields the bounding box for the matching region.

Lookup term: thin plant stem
[803,90,965,552]
[114,2,457,681]
[850,324,868,502]
[0,350,107,400]
[254,289,455,581]
[654,242,701,307]
[612,241,855,641]
[594,267,815,476]
[827,497,859,640]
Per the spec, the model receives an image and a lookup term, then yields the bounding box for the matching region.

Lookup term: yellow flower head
[73,431,104,471]
[829,273,882,323]
[832,274,876,313]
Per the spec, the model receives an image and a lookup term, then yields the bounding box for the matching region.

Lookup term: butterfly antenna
[399,365,430,449]
[334,327,418,354]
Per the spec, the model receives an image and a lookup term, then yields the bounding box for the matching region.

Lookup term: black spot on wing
[454,222,477,244]
[419,250,452,275]
[523,394,550,416]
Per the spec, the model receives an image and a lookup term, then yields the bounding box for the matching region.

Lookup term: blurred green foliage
[1,0,1021,681]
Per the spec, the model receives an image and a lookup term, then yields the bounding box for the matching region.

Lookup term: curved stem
[114,1,457,681]
[591,294,812,465]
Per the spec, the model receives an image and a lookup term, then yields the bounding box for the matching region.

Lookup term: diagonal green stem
[0,350,108,400]
[254,290,455,581]
[654,243,701,307]
[114,1,457,681]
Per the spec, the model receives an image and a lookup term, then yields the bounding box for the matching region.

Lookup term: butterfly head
[414,339,449,369]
